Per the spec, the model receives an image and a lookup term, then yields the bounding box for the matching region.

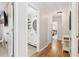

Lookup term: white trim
[71,2,78,57]
[38,42,49,52]
[14,3,19,56]
[26,3,28,57]
[37,10,40,52]
[14,3,28,57]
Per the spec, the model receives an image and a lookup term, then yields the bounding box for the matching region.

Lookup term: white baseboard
[38,42,49,52]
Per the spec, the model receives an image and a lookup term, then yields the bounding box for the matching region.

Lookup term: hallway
[0,2,78,57]
[32,40,70,57]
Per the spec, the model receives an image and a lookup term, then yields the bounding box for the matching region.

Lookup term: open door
[71,2,78,57]
[7,3,14,57]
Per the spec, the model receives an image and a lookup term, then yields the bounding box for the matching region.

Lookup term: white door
[71,2,78,57]
[8,3,14,57]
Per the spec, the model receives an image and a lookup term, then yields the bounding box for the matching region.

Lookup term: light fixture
[57,11,62,15]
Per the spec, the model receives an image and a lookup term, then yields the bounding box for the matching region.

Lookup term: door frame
[71,2,78,57]
[7,2,14,57]
[27,4,40,56]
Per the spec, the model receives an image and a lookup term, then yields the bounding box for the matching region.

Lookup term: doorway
[27,4,40,57]
[51,14,63,56]
[51,14,62,43]
[50,10,71,57]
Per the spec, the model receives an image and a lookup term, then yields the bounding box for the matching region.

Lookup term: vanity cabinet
[62,35,71,53]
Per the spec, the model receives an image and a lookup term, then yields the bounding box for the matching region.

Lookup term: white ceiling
[0,2,8,12]
[28,5,37,16]
[29,2,72,14]
[0,2,72,15]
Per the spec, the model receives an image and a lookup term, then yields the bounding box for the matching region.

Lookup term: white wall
[48,9,70,42]
[39,12,49,50]
[71,2,78,57]
[62,9,70,36]
[48,13,53,43]
[14,3,28,57]
[53,15,62,40]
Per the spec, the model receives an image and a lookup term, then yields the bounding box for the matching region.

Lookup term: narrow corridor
[32,40,70,57]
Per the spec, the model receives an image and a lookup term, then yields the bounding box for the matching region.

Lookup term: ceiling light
[57,11,62,15]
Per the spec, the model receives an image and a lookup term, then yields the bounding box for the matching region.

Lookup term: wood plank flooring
[32,40,70,57]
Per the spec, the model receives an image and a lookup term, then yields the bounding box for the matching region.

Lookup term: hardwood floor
[32,40,70,57]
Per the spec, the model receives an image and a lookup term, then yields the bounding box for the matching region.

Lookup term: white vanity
[62,35,71,53]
